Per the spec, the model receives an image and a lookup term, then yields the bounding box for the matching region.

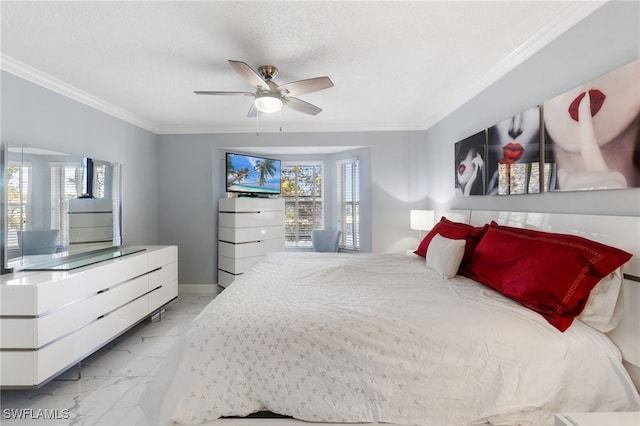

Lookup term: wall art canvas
[454,130,486,196]
[543,58,640,192]
[486,106,541,195]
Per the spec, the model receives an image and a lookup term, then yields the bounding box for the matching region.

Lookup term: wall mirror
[3,144,122,272]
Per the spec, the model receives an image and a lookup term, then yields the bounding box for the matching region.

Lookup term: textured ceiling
[1,1,605,134]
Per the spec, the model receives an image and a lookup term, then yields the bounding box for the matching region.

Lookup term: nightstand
[554,412,640,426]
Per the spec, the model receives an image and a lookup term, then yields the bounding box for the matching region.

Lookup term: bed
[142,210,640,426]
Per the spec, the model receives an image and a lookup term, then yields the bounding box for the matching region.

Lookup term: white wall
[422,1,640,216]
[157,131,425,285]
[1,71,160,249]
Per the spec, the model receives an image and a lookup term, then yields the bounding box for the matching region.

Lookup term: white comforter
[142,252,640,425]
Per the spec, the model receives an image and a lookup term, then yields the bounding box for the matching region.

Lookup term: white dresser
[218,197,285,288]
[0,245,178,388]
[67,198,115,247]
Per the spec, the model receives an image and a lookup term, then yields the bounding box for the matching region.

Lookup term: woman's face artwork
[455,131,487,196]
[454,59,640,195]
[484,106,540,195]
[544,60,640,152]
[491,107,540,163]
[457,148,476,186]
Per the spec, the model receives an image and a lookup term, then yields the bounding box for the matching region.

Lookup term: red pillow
[463,225,632,331]
[414,217,488,270]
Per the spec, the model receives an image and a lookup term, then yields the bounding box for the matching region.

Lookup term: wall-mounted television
[226,152,281,195]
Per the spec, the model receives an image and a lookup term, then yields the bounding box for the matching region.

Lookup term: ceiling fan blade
[284,97,323,115]
[194,91,254,96]
[228,60,268,89]
[247,103,257,118]
[265,80,279,92]
[278,76,333,97]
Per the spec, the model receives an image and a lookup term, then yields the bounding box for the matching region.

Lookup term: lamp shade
[410,210,435,231]
[254,93,283,113]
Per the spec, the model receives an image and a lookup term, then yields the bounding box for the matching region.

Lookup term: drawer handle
[97,288,110,294]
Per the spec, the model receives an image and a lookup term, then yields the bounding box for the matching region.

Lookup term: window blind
[50,164,82,248]
[338,158,360,251]
[281,162,323,248]
[7,163,31,248]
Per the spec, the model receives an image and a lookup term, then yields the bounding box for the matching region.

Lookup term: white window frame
[281,161,324,248]
[337,157,360,251]
[50,162,85,248]
[7,161,32,249]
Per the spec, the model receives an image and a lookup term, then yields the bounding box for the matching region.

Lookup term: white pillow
[425,233,466,279]
[578,267,624,332]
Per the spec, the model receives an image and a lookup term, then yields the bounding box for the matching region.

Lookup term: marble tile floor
[1,293,217,426]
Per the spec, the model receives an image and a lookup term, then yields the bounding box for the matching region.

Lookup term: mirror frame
[1,142,10,274]
[2,143,122,273]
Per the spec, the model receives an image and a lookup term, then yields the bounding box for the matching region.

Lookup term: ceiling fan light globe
[254,94,283,113]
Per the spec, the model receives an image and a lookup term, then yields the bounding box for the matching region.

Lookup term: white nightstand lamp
[410,210,434,240]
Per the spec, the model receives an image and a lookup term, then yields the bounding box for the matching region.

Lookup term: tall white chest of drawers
[218,198,285,288]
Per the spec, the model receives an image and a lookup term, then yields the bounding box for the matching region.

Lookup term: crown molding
[1,2,605,137]
[424,1,607,130]
[156,122,428,135]
[0,54,159,133]
[1,54,425,135]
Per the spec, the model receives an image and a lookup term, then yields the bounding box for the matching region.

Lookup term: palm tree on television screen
[256,159,277,186]
[227,167,251,186]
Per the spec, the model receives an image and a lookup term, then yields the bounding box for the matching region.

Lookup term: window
[95,163,107,198]
[337,158,359,251]
[281,162,323,248]
[7,162,31,249]
[50,163,84,248]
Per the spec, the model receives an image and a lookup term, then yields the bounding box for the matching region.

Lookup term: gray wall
[1,66,425,286]
[422,1,640,216]
[157,131,425,285]
[3,1,637,287]
[1,71,160,249]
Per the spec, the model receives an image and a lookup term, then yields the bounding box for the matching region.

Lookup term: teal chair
[18,230,60,255]
[311,229,341,252]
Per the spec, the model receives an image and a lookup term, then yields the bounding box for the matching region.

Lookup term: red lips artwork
[497,142,525,192]
[499,142,524,164]
[568,89,606,122]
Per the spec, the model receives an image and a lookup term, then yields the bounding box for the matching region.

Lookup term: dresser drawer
[219,238,284,259]
[1,294,150,387]
[219,225,284,243]
[149,280,177,312]
[219,210,283,228]
[219,197,284,213]
[218,270,236,288]
[1,274,149,349]
[218,254,264,275]
[68,212,113,228]
[148,261,178,289]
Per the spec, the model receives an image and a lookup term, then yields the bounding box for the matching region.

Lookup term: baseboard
[178,283,220,295]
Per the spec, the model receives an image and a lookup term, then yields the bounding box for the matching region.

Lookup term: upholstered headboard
[451,210,640,391]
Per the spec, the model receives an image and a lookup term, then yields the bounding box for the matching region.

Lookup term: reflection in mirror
[5,145,121,271]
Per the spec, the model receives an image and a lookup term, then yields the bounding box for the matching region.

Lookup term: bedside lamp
[410,210,435,240]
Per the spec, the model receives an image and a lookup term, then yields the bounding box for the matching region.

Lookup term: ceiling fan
[195,60,333,116]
